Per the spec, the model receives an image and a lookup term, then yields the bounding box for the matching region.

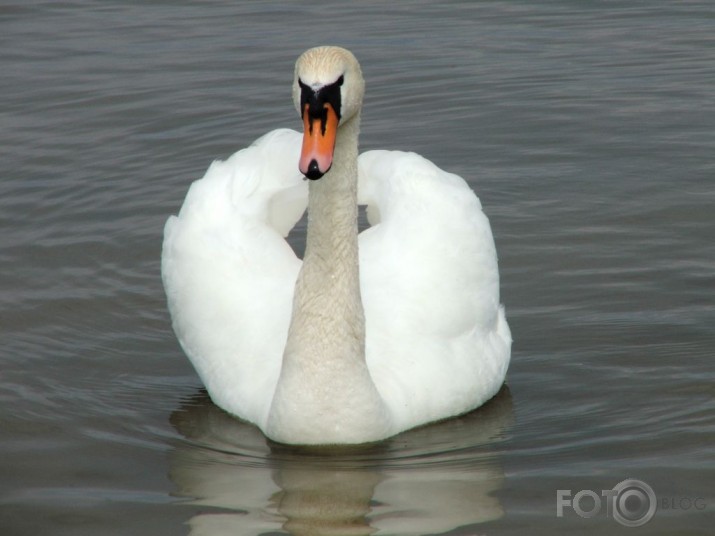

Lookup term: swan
[162,46,511,445]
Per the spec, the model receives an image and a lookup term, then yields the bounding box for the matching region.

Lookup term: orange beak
[299,102,339,180]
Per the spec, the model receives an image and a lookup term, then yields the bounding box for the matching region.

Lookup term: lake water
[2,1,713,534]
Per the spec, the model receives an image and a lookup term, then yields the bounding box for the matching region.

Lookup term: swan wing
[162,129,307,426]
[357,150,511,430]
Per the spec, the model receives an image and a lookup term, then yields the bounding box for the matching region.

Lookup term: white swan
[162,46,511,445]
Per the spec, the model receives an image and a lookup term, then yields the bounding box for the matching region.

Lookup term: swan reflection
[169,386,512,535]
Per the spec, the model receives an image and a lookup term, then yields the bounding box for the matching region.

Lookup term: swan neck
[295,112,363,349]
[304,114,361,275]
[266,112,392,443]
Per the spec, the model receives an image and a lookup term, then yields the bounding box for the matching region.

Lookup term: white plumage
[162,47,511,444]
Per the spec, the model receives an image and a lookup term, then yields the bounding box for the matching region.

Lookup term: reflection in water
[169,387,513,535]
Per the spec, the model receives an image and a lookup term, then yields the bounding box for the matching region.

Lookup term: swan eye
[299,75,343,122]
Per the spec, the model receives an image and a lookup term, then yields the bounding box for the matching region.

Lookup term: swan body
[162,46,511,444]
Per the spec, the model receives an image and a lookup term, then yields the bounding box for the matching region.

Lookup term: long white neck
[265,114,392,444]
[296,114,364,349]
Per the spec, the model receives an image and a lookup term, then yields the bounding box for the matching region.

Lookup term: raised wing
[357,150,511,428]
[162,129,307,426]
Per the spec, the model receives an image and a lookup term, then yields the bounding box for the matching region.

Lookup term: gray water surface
[2,1,714,535]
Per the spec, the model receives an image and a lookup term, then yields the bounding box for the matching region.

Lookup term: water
[2,1,713,534]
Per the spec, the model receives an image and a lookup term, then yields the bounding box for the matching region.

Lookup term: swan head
[293,46,364,180]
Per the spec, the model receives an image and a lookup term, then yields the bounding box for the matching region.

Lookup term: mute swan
[162,46,511,445]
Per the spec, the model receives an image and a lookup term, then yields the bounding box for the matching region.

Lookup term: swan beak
[299,102,339,180]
